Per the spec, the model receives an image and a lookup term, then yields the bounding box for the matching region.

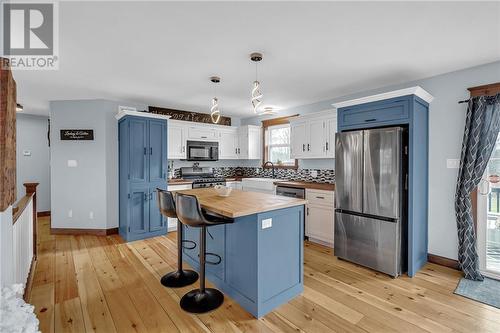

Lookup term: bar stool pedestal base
[180,288,224,313]
[161,270,199,288]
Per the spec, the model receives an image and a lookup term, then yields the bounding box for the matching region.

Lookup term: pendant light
[210,76,221,124]
[250,52,263,114]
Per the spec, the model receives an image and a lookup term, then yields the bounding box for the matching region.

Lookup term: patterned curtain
[456,93,500,280]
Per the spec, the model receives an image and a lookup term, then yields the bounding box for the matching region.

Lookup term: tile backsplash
[173,167,335,183]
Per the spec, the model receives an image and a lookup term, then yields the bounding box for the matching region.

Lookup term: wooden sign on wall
[0,59,17,210]
[60,129,94,141]
[148,106,231,126]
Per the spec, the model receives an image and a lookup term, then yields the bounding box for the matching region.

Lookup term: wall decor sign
[148,106,231,126]
[60,129,94,140]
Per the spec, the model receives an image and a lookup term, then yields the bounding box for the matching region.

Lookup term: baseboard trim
[427,253,460,270]
[37,211,50,217]
[51,227,118,236]
[23,257,37,302]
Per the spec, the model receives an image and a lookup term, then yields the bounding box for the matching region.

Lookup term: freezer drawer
[334,212,401,277]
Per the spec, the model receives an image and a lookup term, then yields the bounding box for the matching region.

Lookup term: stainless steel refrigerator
[334,127,407,277]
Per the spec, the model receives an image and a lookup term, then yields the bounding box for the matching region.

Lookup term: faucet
[263,161,275,179]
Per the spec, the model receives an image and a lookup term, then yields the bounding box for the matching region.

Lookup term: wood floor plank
[28,218,500,333]
[54,297,86,333]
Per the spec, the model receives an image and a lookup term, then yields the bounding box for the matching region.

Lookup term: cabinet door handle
[235,148,238,154]
[182,146,185,153]
[149,192,153,200]
[365,118,377,122]
[307,144,310,151]
[302,144,305,152]
[326,142,329,151]
[307,207,309,215]
[144,193,148,201]
[150,147,153,155]
[144,147,147,155]
[201,136,207,139]
[316,196,325,199]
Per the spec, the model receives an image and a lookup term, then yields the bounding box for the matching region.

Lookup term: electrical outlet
[446,159,460,169]
[311,170,318,178]
[22,150,31,156]
[89,211,94,219]
[68,209,73,218]
[67,160,78,167]
[262,218,272,229]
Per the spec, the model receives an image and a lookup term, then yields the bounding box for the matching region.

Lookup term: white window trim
[266,124,293,165]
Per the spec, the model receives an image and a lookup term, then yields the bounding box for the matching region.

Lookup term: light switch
[446,159,460,169]
[262,218,272,229]
[67,159,78,167]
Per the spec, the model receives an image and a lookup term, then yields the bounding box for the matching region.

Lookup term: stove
[181,166,226,189]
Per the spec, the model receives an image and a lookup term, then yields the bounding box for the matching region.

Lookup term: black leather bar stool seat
[157,189,198,288]
[175,193,233,314]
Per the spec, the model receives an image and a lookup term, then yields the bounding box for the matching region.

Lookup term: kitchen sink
[241,177,285,193]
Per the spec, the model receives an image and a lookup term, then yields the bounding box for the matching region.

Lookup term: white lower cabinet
[166,183,192,231]
[305,189,335,246]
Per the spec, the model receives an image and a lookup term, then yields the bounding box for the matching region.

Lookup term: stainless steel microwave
[186,140,219,161]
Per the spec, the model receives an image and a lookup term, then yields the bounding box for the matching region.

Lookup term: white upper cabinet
[168,120,187,159]
[167,120,261,160]
[239,125,262,160]
[290,110,337,159]
[187,125,217,141]
[218,127,239,159]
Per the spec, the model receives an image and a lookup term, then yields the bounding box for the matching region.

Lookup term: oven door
[187,141,219,161]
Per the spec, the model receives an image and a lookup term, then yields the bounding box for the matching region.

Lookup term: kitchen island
[176,188,306,318]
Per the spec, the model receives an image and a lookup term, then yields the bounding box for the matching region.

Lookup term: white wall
[16,114,50,212]
[243,60,500,260]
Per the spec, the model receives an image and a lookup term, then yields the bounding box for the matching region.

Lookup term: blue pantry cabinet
[335,87,433,277]
[117,112,169,241]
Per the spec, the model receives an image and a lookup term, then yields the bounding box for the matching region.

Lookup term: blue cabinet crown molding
[118,115,168,242]
[337,91,431,277]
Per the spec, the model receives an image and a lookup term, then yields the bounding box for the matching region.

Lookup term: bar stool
[175,193,233,313]
[157,189,199,288]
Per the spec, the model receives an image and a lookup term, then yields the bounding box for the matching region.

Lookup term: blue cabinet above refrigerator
[116,110,169,242]
[334,86,433,277]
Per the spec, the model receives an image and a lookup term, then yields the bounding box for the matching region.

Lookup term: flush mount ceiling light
[259,106,278,115]
[250,52,263,114]
[210,76,221,124]
[16,103,23,112]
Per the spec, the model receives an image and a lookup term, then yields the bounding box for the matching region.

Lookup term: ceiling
[13,1,500,118]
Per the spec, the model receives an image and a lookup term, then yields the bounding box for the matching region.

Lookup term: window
[262,115,298,169]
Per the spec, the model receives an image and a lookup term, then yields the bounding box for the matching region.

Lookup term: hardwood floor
[30,216,500,332]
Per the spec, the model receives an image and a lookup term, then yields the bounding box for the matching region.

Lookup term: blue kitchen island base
[182,205,304,318]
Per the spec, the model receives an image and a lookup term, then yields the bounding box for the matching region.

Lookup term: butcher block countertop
[273,180,335,191]
[176,188,307,218]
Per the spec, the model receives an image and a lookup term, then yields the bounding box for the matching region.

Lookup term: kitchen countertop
[273,180,335,191]
[176,188,307,218]
[167,178,193,185]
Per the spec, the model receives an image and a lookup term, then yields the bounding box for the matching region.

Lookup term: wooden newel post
[24,182,39,259]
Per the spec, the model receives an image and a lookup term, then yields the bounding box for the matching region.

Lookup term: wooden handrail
[12,193,33,224]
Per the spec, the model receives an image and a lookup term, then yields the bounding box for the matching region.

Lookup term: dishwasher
[276,186,307,240]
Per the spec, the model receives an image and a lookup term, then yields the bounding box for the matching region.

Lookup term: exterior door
[129,119,148,182]
[477,134,500,279]
[335,131,363,212]
[363,127,401,218]
[307,119,326,158]
[129,184,149,235]
[149,120,167,182]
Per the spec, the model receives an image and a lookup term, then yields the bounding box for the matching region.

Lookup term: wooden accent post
[0,58,17,211]
[24,182,39,259]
